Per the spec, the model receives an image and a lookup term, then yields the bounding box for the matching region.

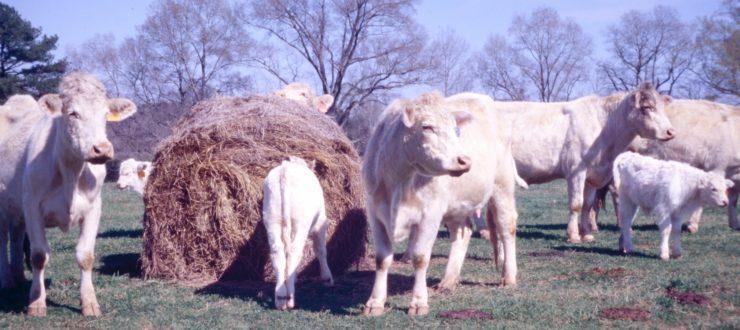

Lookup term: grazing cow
[262,156,333,310]
[362,92,520,316]
[0,73,137,316]
[273,82,334,113]
[613,152,734,260]
[494,82,674,243]
[629,100,740,233]
[116,158,153,196]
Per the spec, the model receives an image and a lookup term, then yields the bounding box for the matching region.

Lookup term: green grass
[1,181,738,328]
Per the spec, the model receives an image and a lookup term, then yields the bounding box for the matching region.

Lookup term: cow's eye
[68,111,80,119]
[422,125,435,133]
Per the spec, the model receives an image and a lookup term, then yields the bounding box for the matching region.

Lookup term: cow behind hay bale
[141,95,368,283]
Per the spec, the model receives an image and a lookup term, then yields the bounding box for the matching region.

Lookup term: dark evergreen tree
[0,2,66,102]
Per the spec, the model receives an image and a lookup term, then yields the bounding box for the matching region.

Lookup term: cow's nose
[665,128,675,139]
[721,200,729,207]
[88,141,114,163]
[457,155,471,169]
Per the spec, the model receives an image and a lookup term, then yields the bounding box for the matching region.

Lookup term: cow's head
[39,73,137,164]
[274,82,334,113]
[699,173,734,207]
[625,82,675,141]
[399,92,472,177]
[117,158,151,194]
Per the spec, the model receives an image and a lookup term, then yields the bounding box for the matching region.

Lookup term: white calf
[261,156,333,310]
[116,158,152,195]
[613,152,734,260]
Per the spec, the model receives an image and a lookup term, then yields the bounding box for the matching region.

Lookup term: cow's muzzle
[87,142,114,164]
[449,156,471,177]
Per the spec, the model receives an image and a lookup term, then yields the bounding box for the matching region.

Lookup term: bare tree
[598,6,695,95]
[691,0,739,101]
[250,0,428,124]
[475,35,527,100]
[66,34,125,97]
[424,28,474,95]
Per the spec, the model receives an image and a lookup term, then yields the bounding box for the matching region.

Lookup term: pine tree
[0,2,66,102]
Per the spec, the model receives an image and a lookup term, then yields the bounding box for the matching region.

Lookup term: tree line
[1,0,738,124]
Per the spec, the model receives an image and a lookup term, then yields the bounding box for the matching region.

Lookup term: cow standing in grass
[613,152,734,260]
[0,73,137,316]
[116,158,153,196]
[493,82,674,243]
[362,92,520,316]
[262,156,333,310]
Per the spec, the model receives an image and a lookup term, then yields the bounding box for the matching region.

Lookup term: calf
[0,73,137,316]
[262,156,333,310]
[116,158,152,196]
[613,152,733,260]
[273,82,334,113]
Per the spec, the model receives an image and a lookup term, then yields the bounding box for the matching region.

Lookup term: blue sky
[8,0,721,58]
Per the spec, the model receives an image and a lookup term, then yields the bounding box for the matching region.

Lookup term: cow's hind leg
[435,217,472,293]
[579,185,597,242]
[617,197,637,254]
[669,216,683,259]
[77,202,102,316]
[25,208,49,317]
[566,173,586,243]
[285,216,311,310]
[0,220,11,289]
[265,219,288,310]
[686,208,703,233]
[312,218,333,286]
[728,188,739,230]
[363,213,394,316]
[10,222,26,284]
[490,190,518,286]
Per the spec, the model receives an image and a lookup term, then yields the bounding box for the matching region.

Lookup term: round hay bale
[141,95,368,283]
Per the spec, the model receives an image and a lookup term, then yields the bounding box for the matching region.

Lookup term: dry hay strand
[141,95,368,283]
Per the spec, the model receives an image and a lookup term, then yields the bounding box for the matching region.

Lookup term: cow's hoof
[660,254,670,261]
[362,305,385,316]
[407,305,429,316]
[27,304,47,317]
[287,295,295,309]
[581,234,595,243]
[567,236,582,244]
[82,302,101,317]
[501,277,517,287]
[670,253,683,260]
[687,224,699,233]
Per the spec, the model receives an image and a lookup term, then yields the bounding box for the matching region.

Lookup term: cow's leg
[408,214,442,316]
[657,216,672,260]
[618,197,637,254]
[363,213,393,316]
[669,216,683,259]
[25,208,49,317]
[10,221,26,284]
[265,220,288,310]
[485,200,505,268]
[77,202,102,316]
[0,220,11,289]
[399,225,416,263]
[285,217,311,310]
[728,188,739,230]
[686,208,703,233]
[491,190,518,286]
[579,185,597,242]
[435,217,472,293]
[566,173,587,243]
[312,219,333,286]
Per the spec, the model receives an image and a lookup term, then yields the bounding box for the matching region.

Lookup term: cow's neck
[587,97,638,184]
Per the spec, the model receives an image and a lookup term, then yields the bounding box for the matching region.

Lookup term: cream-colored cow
[362,92,520,316]
[116,158,153,196]
[273,82,334,113]
[0,73,137,317]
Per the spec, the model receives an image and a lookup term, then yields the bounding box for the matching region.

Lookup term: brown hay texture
[141,95,368,283]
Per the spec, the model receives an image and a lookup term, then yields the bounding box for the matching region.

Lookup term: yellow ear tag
[137,169,146,179]
[106,112,122,122]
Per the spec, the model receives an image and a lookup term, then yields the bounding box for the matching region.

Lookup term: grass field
[1,181,737,328]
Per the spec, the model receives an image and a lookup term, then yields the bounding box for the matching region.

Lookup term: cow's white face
[626,82,675,141]
[274,82,334,113]
[401,93,472,178]
[40,91,136,164]
[699,174,734,207]
[117,159,151,194]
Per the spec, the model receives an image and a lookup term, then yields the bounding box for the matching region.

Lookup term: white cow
[613,152,734,260]
[116,158,153,196]
[494,82,674,243]
[273,82,334,113]
[262,156,333,311]
[362,92,520,316]
[0,73,137,317]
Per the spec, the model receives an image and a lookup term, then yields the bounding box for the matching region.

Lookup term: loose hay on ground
[141,95,368,283]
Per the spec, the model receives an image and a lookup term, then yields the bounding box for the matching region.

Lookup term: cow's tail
[511,157,528,189]
[279,166,292,267]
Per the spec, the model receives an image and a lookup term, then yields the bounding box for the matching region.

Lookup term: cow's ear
[38,94,63,115]
[452,111,473,127]
[316,94,334,113]
[402,105,417,128]
[726,179,735,189]
[107,98,137,122]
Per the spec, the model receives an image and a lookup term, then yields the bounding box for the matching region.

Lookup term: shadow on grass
[98,229,143,239]
[518,230,561,241]
[0,279,59,314]
[519,223,566,231]
[97,253,141,278]
[552,245,654,259]
[197,271,422,315]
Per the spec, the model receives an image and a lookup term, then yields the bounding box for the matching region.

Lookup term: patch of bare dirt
[599,307,650,321]
[438,309,493,320]
[666,286,709,306]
